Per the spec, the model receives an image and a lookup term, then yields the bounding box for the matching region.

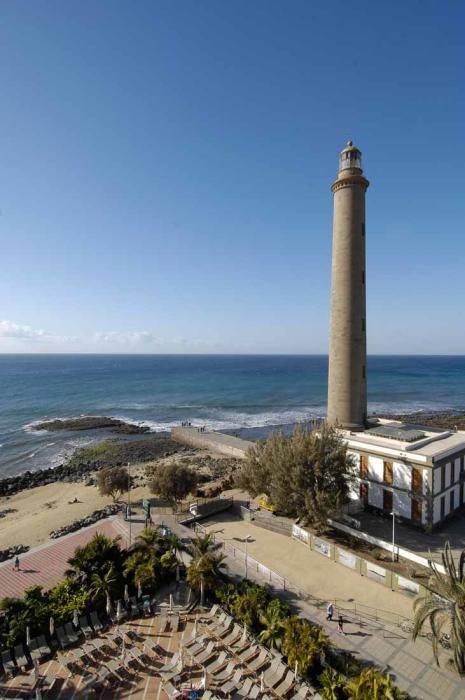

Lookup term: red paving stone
[0,517,129,599]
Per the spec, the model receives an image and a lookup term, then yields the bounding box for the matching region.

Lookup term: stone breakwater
[49,504,122,539]
[0,462,100,498]
[0,543,29,563]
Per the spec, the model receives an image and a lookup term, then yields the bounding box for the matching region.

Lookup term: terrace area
[0,601,316,699]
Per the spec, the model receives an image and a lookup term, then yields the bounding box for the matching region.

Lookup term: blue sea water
[0,354,465,478]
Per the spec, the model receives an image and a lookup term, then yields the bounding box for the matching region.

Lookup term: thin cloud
[0,320,74,343]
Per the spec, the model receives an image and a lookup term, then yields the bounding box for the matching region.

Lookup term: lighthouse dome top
[338,141,362,172]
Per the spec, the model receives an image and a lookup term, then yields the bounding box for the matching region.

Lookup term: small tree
[148,463,198,509]
[96,466,129,502]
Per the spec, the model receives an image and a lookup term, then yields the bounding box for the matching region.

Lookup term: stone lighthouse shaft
[327,142,369,430]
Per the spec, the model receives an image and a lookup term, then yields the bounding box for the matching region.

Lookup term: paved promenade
[0,516,128,598]
[166,514,464,700]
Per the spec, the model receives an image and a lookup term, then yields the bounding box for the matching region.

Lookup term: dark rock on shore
[0,543,29,563]
[32,416,150,434]
[49,504,122,539]
[0,437,185,498]
[381,412,465,431]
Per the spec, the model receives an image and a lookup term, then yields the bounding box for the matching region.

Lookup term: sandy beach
[0,465,151,550]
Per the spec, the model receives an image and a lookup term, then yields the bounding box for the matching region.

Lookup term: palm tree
[124,550,158,591]
[319,668,345,700]
[66,533,121,582]
[258,602,286,649]
[413,542,465,673]
[344,668,407,699]
[187,533,226,605]
[136,526,163,552]
[282,617,330,677]
[166,532,183,556]
[90,565,118,609]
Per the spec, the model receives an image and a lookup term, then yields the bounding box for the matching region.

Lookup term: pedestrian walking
[337,615,345,634]
[326,602,334,621]
[14,555,20,571]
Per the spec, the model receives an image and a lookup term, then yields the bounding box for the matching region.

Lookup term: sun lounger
[221,668,244,695]
[202,604,220,620]
[56,626,71,649]
[232,678,261,699]
[79,615,93,638]
[158,652,181,674]
[208,611,227,630]
[65,622,79,644]
[14,644,28,670]
[203,650,228,674]
[191,641,217,665]
[159,612,169,633]
[89,611,103,632]
[263,659,286,688]
[212,659,239,682]
[29,635,51,662]
[219,624,242,646]
[170,613,180,633]
[163,681,181,698]
[247,648,269,673]
[236,644,259,663]
[274,670,296,697]
[1,649,16,675]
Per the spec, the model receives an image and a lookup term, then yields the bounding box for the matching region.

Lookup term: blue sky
[0,0,464,354]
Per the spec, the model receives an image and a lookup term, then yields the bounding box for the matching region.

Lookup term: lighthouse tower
[327,142,369,430]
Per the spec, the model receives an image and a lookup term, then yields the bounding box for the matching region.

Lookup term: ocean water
[0,354,465,478]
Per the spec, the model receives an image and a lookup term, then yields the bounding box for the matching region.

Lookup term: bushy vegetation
[214,579,407,699]
[236,424,356,531]
[96,466,130,501]
[0,528,178,649]
[147,462,198,508]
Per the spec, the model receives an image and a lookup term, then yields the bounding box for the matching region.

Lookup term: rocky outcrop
[0,544,29,562]
[32,416,150,434]
[49,504,122,539]
[0,462,100,498]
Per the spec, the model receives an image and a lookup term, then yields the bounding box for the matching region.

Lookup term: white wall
[393,490,410,519]
[455,458,461,481]
[393,461,410,490]
[445,463,451,489]
[368,455,383,481]
[433,468,441,494]
[368,482,383,509]
[422,468,430,495]
[433,497,441,523]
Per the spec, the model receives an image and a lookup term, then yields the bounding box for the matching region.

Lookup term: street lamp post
[244,535,252,580]
[127,462,132,547]
[391,510,396,562]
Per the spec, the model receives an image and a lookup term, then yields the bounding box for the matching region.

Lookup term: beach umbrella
[260,672,264,692]
[33,657,40,681]
[106,595,113,618]
[116,600,124,622]
[26,625,31,647]
[73,610,79,628]
[35,688,42,700]
[137,581,142,599]
[179,642,184,667]
[241,625,247,643]
[124,584,129,604]
[169,594,173,612]
[191,617,198,640]
[295,660,298,680]
[120,637,126,663]
[49,617,54,637]
[202,666,207,690]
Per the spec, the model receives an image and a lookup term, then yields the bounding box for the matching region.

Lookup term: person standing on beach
[14,555,20,571]
[326,602,334,621]
[337,615,345,634]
